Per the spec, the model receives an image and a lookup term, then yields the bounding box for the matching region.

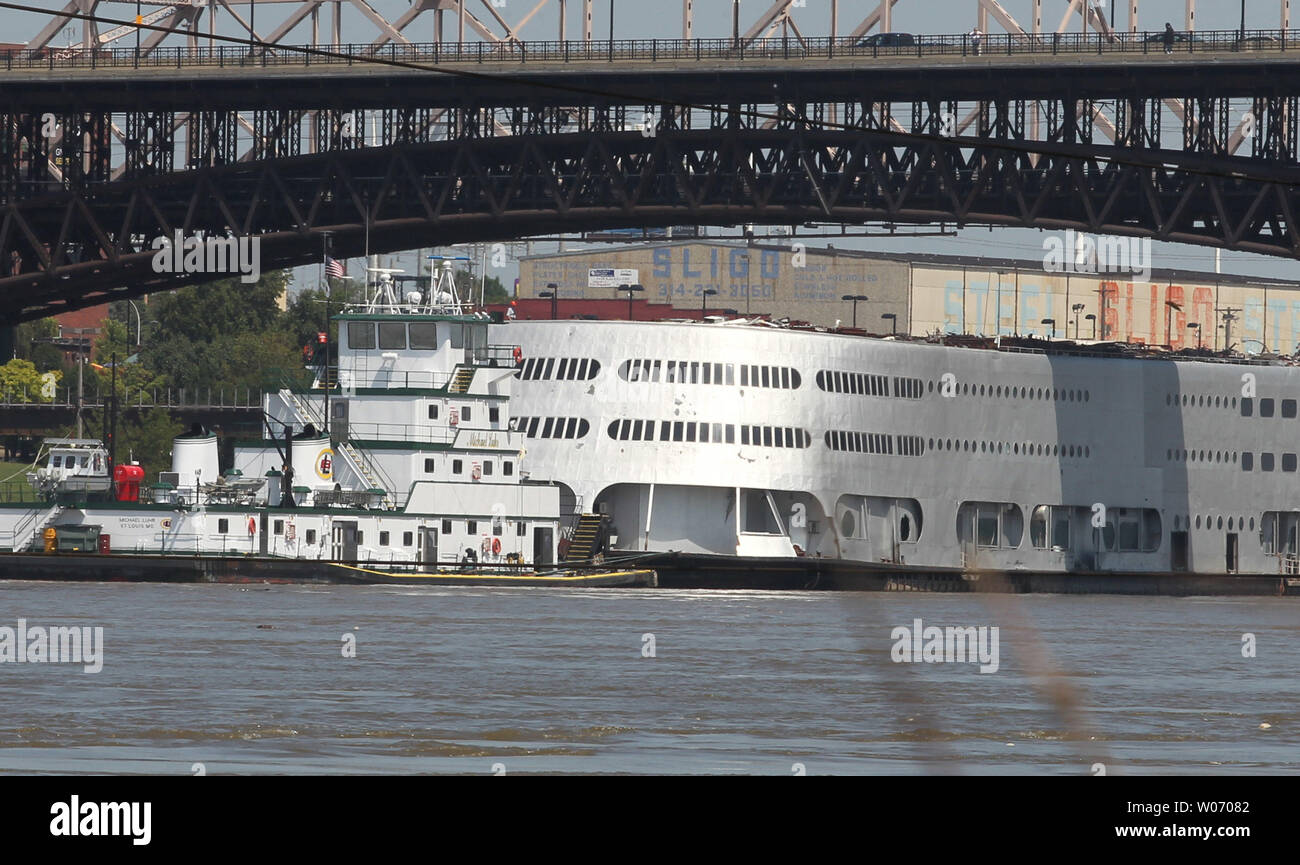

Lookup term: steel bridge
[4,0,1300,327]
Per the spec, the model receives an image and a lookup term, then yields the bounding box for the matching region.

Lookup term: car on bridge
[857,33,917,48]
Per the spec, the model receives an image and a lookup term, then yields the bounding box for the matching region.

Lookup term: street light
[1241,0,1247,40]
[1071,303,1085,339]
[1041,318,1056,338]
[841,294,868,328]
[619,283,644,320]
[1165,299,1182,348]
[126,299,142,347]
[1188,322,1202,349]
[881,312,897,335]
[1085,313,1097,340]
[701,288,718,319]
[538,282,558,319]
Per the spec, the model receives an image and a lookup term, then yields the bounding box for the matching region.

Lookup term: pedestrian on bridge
[1162,22,1176,54]
[969,27,983,57]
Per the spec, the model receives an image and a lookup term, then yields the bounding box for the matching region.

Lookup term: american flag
[325,257,346,279]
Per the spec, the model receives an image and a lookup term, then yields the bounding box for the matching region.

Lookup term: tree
[14,317,66,373]
[454,271,512,306]
[0,358,60,403]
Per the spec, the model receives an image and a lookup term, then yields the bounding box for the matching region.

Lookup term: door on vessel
[1226,533,1238,573]
[259,513,268,555]
[332,521,359,561]
[331,400,348,442]
[533,527,554,566]
[1171,531,1189,572]
[420,527,438,566]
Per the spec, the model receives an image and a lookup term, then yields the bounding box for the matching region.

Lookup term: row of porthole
[942,382,1092,402]
[1167,449,1238,464]
[1172,514,1255,532]
[927,438,1091,458]
[1167,393,1238,409]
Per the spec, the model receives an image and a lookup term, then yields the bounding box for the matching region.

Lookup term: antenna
[1215,306,1242,353]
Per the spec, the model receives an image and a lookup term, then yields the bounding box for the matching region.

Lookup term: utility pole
[1217,307,1242,352]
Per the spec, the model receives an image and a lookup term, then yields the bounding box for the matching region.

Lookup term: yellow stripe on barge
[328,563,658,587]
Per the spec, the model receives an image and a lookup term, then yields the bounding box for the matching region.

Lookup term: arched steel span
[4,123,1300,323]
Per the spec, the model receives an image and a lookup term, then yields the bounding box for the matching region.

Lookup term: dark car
[1142,31,1204,45]
[1236,34,1281,48]
[858,32,917,48]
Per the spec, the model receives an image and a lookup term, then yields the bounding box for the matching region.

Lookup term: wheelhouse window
[378,322,407,350]
[347,322,376,350]
[409,323,439,350]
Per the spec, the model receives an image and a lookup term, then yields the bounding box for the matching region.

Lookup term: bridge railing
[0,385,262,410]
[1,29,1291,72]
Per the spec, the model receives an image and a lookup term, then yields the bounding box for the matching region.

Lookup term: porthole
[980,384,986,397]
[1085,446,1090,458]
[1214,396,1221,407]
[1232,397,1238,408]
[1182,394,1188,406]
[928,380,934,393]
[928,438,934,450]
[1166,394,1172,406]
[1084,390,1090,402]
[1217,516,1223,530]
[1195,515,1202,529]
[1250,517,1256,531]
[980,441,987,453]
[1014,443,1020,455]
[997,442,1003,454]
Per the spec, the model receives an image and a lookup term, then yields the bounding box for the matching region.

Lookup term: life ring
[247,516,256,536]
[491,537,501,555]
[481,537,491,556]
[471,464,482,481]
[512,346,523,366]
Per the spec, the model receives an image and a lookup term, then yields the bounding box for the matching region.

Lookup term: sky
[2,0,1293,291]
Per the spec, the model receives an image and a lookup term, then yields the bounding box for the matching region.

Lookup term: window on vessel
[492,522,503,536]
[742,491,782,534]
[462,406,472,422]
[448,324,464,349]
[409,323,439,350]
[489,406,500,424]
[467,520,477,534]
[1285,399,1298,419]
[442,520,452,535]
[1262,453,1276,472]
[347,321,376,350]
[379,532,390,546]
[428,404,439,420]
[517,522,527,536]
[378,322,407,350]
[356,531,364,544]
[306,530,317,545]
[504,462,513,476]
[1286,454,1298,473]
[402,532,412,546]
[483,462,493,476]
[424,458,435,473]
[1241,398,1254,417]
[453,460,463,474]
[274,520,284,535]
[218,519,229,534]
[1261,398,1276,418]
[1242,452,1254,471]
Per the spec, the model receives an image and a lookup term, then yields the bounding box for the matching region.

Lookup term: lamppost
[1085,313,1097,340]
[1041,318,1056,338]
[701,288,718,319]
[1240,0,1247,39]
[841,294,868,328]
[1188,322,1202,349]
[126,299,142,347]
[1165,299,1182,348]
[619,283,644,320]
[1071,303,1084,339]
[881,312,897,335]
[539,282,558,319]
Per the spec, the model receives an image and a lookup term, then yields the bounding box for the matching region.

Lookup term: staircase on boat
[563,513,608,562]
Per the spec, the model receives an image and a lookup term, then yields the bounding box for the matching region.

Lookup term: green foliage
[81,406,182,481]
[454,271,512,305]
[0,358,60,403]
[13,318,65,373]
